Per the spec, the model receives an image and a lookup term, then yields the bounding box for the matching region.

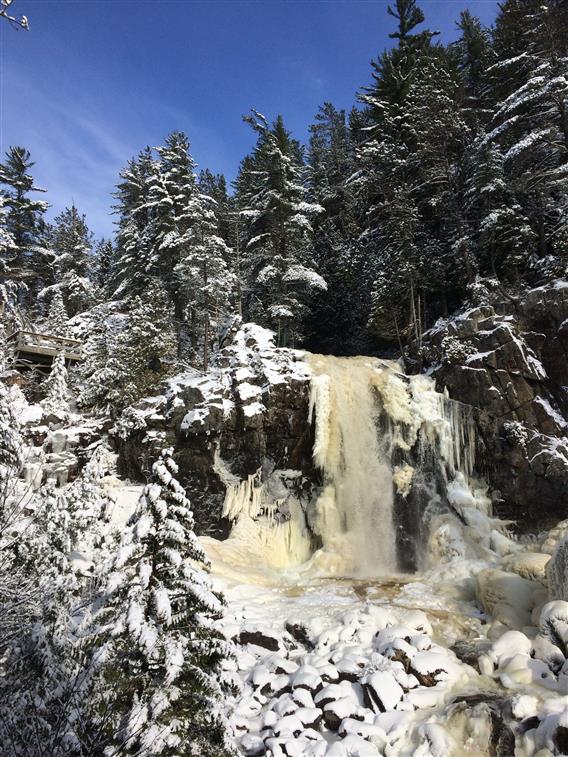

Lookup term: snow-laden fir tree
[65,444,114,563]
[46,288,70,337]
[113,147,157,298]
[0,145,49,295]
[236,111,326,346]
[39,205,97,316]
[486,0,568,260]
[175,191,235,370]
[465,140,536,280]
[92,448,232,756]
[0,481,97,755]
[42,352,71,417]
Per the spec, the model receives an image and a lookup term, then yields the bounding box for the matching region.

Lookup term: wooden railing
[7,330,82,360]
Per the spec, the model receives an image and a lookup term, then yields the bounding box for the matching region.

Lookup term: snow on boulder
[489,630,532,667]
[333,652,368,682]
[264,654,299,676]
[338,718,388,750]
[240,733,265,757]
[314,680,360,710]
[498,654,557,692]
[540,601,568,656]
[272,714,304,738]
[238,627,285,654]
[409,651,464,688]
[532,633,566,674]
[294,707,323,731]
[528,704,568,755]
[291,665,323,694]
[322,697,369,732]
[476,568,545,629]
[362,670,404,712]
[272,693,298,718]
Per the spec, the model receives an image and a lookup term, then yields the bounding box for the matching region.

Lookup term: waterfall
[307,354,398,576]
[203,352,483,581]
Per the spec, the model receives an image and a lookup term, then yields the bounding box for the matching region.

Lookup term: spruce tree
[487,0,568,261]
[42,353,71,417]
[113,147,157,298]
[0,146,49,299]
[236,111,326,346]
[92,448,230,756]
[175,192,235,370]
[46,289,70,337]
[42,205,96,316]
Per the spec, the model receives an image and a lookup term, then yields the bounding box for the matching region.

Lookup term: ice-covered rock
[476,568,546,629]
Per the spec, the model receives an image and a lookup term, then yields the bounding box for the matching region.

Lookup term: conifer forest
[3,1,568,755]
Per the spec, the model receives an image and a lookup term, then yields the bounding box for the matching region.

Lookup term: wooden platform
[7,330,82,371]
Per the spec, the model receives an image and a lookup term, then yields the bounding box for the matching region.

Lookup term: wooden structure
[7,330,82,372]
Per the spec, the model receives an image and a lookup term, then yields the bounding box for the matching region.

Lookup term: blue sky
[2,0,499,238]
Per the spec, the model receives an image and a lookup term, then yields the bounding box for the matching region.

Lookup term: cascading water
[203,351,483,581]
[306,354,398,576]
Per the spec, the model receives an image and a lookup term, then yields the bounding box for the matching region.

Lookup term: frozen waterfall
[203,351,480,580]
[307,354,397,576]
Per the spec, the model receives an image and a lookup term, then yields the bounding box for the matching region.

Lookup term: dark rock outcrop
[113,323,317,536]
[411,281,568,527]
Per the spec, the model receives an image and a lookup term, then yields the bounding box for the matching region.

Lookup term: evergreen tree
[198,169,234,246]
[450,10,494,126]
[0,482,96,755]
[175,192,235,370]
[465,140,536,280]
[42,353,71,417]
[41,205,96,316]
[364,0,439,110]
[236,111,326,346]
[93,238,116,293]
[0,146,49,302]
[304,103,366,353]
[113,147,157,298]
[487,0,568,261]
[46,289,69,337]
[92,448,231,756]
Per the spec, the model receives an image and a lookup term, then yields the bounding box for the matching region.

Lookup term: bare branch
[0,0,29,30]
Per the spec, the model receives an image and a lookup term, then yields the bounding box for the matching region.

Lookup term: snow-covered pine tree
[39,205,96,316]
[465,140,537,280]
[113,147,157,299]
[364,0,439,111]
[198,169,234,247]
[0,481,98,755]
[0,375,23,484]
[304,103,367,353]
[0,193,17,279]
[175,191,235,370]
[487,0,568,262]
[46,288,70,337]
[92,448,231,756]
[0,146,50,309]
[115,283,177,406]
[93,238,116,293]
[65,444,114,561]
[450,10,494,128]
[237,111,326,346]
[149,132,224,358]
[42,352,71,417]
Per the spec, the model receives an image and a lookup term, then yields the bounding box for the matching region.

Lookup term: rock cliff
[409,281,568,527]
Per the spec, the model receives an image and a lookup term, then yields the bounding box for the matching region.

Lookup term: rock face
[114,323,317,536]
[410,282,568,527]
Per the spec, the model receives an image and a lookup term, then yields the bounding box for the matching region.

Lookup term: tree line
[1,0,567,397]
